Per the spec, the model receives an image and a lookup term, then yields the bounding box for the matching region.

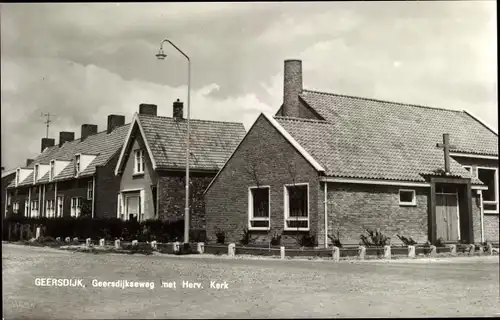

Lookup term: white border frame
[283,182,310,232]
[399,189,417,206]
[320,177,431,187]
[476,166,499,214]
[248,185,271,231]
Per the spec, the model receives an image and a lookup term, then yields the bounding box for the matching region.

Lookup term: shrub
[328,231,342,248]
[215,228,225,244]
[397,234,417,246]
[436,237,446,247]
[297,232,316,248]
[239,227,255,246]
[360,228,390,247]
[190,229,207,243]
[270,233,281,246]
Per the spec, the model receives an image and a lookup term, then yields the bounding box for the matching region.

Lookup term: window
[46,200,55,218]
[87,181,93,200]
[478,167,499,213]
[71,197,82,217]
[248,186,270,230]
[134,150,145,174]
[49,160,55,181]
[7,192,11,206]
[33,164,39,184]
[56,196,64,217]
[284,184,309,231]
[399,189,416,206]
[31,200,39,217]
[118,194,123,220]
[74,155,81,176]
[24,200,29,216]
[13,202,19,214]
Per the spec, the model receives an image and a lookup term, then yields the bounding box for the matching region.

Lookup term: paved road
[3,244,499,319]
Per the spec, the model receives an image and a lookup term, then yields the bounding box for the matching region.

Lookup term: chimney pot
[81,124,98,141]
[283,59,303,118]
[107,115,126,134]
[41,138,55,153]
[173,99,184,119]
[59,131,75,147]
[139,103,157,116]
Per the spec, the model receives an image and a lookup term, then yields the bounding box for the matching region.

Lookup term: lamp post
[156,39,191,244]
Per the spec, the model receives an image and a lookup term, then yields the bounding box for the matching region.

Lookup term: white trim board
[114,113,157,176]
[320,177,431,187]
[450,152,498,160]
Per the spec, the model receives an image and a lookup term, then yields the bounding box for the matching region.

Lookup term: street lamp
[156,39,191,244]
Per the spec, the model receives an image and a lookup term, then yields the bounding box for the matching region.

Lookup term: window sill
[284,228,310,232]
[399,202,417,207]
[248,227,270,231]
[484,210,499,215]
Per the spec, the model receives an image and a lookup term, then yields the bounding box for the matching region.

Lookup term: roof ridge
[274,116,330,124]
[301,89,464,113]
[138,114,244,126]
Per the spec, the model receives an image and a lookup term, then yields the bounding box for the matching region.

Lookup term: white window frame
[70,197,82,217]
[283,183,310,231]
[248,186,271,231]
[33,164,39,184]
[30,200,39,217]
[7,192,11,206]
[134,149,145,175]
[87,181,93,200]
[56,196,64,217]
[399,189,416,206]
[13,202,19,214]
[49,160,55,181]
[46,199,55,218]
[74,154,81,177]
[477,166,499,214]
[24,200,29,216]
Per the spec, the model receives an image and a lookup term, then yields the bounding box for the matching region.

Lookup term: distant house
[114,100,245,232]
[204,60,498,247]
[5,114,129,218]
[2,169,16,216]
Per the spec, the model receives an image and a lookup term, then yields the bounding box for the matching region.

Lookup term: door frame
[435,191,460,241]
[123,193,140,221]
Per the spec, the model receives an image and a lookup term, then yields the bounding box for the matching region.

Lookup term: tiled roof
[138,114,246,171]
[8,124,130,188]
[274,90,498,183]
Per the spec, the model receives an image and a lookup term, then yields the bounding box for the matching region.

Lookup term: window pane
[399,190,414,203]
[252,188,269,218]
[287,220,308,229]
[250,220,269,228]
[478,169,497,202]
[287,185,308,217]
[484,203,497,211]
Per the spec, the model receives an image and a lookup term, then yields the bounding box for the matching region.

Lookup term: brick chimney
[41,138,55,152]
[139,104,157,116]
[173,99,184,120]
[59,131,75,147]
[26,159,34,167]
[81,124,98,141]
[283,59,303,118]
[107,115,125,134]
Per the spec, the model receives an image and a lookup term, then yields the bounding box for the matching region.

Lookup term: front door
[435,191,460,242]
[125,194,140,221]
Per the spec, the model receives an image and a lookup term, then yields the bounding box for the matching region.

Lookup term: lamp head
[156,48,167,60]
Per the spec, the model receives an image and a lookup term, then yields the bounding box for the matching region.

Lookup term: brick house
[204,60,498,247]
[4,114,129,218]
[113,100,245,232]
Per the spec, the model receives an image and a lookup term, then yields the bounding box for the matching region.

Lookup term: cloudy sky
[1,2,497,170]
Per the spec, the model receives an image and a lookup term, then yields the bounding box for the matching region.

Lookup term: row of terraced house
[3,60,499,245]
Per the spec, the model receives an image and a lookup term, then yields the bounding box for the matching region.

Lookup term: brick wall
[484,214,499,242]
[327,184,429,245]
[95,153,121,218]
[56,178,92,217]
[157,171,214,230]
[205,115,320,246]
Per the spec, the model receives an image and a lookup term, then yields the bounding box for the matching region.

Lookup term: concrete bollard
[197,242,205,254]
[332,246,340,262]
[280,246,285,260]
[56,237,61,242]
[131,240,138,246]
[449,244,457,256]
[35,227,41,240]
[65,237,71,243]
[228,243,236,257]
[114,239,121,249]
[429,245,437,257]
[384,245,391,259]
[73,237,78,242]
[487,243,493,255]
[151,241,157,250]
[468,244,475,256]
[358,246,366,260]
[408,245,416,258]
[173,242,180,253]
[99,239,105,247]
[85,238,91,247]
